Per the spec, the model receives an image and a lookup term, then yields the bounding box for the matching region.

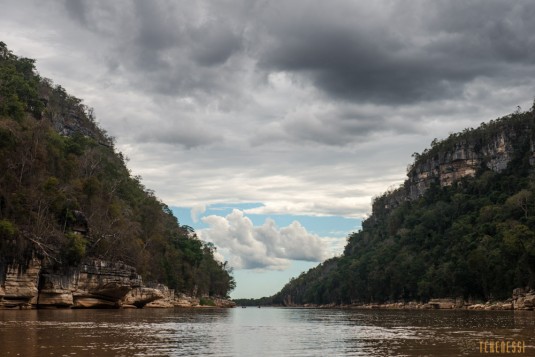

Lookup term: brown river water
[0,307,534,356]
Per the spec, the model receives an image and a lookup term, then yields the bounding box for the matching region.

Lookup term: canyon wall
[0,257,235,309]
[0,258,141,309]
[379,121,535,211]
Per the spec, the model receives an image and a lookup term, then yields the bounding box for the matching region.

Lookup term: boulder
[523,294,535,307]
[144,284,176,308]
[122,287,164,308]
[428,298,455,309]
[145,299,175,308]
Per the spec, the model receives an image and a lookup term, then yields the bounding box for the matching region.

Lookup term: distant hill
[0,41,235,298]
[269,103,535,305]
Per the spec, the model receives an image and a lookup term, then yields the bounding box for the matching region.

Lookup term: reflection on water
[0,308,534,356]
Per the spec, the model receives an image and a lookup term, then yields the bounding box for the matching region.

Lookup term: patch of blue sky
[171,203,360,298]
[171,203,362,238]
[231,260,319,299]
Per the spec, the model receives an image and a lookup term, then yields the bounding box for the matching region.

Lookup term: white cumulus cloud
[198,209,330,270]
[190,203,206,223]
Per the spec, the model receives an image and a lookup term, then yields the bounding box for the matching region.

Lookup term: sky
[2,0,535,298]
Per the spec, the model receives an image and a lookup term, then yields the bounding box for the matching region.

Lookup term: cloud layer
[199,210,330,270]
[1,0,535,221]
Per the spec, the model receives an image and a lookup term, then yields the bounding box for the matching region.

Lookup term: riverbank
[123,286,236,309]
[276,288,535,311]
[0,257,235,309]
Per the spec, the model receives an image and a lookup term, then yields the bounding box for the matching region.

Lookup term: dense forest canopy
[0,42,235,297]
[260,103,535,306]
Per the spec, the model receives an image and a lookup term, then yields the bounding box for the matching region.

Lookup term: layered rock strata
[0,257,234,309]
[0,258,141,309]
[377,126,535,212]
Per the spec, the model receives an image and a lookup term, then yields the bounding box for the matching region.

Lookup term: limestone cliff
[0,257,235,309]
[0,257,41,309]
[379,112,535,211]
[407,131,520,200]
[0,258,141,309]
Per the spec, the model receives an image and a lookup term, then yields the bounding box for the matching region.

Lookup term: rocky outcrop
[372,119,535,213]
[0,257,41,309]
[174,293,200,307]
[407,131,519,200]
[427,298,456,309]
[71,260,141,308]
[143,284,177,308]
[122,287,165,308]
[212,297,236,308]
[512,288,535,310]
[37,260,141,309]
[0,258,234,309]
[0,258,141,309]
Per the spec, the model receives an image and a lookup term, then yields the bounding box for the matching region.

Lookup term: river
[0,308,533,356]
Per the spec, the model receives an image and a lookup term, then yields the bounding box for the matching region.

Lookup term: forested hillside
[269,105,535,305]
[0,42,234,297]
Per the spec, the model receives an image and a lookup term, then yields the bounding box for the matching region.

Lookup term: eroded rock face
[513,288,535,310]
[37,268,79,307]
[0,258,234,309]
[122,287,165,308]
[71,260,141,308]
[0,257,41,309]
[407,133,518,200]
[427,298,459,309]
[212,297,236,308]
[0,258,141,309]
[145,284,176,308]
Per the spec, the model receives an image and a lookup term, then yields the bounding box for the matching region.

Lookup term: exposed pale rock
[1,258,233,309]
[73,296,119,308]
[0,257,41,309]
[1,258,141,309]
[144,284,177,308]
[75,260,141,302]
[122,287,164,308]
[500,303,513,310]
[37,269,78,307]
[174,294,200,307]
[512,289,535,310]
[38,293,73,307]
[428,298,455,309]
[145,299,175,308]
[523,294,535,307]
[212,297,236,308]
[404,133,520,202]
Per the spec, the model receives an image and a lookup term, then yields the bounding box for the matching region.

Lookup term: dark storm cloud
[61,0,247,99]
[133,1,179,53]
[254,0,535,104]
[265,106,422,146]
[189,21,243,67]
[6,0,535,279]
[63,0,126,36]
[64,0,87,25]
[58,0,535,106]
[427,1,535,64]
[7,0,535,150]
